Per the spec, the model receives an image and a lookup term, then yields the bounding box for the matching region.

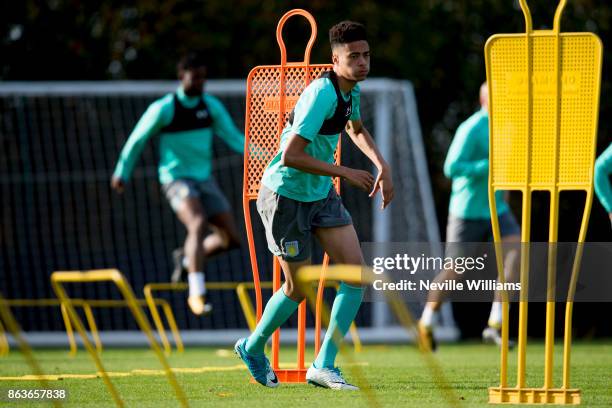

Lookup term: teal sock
[313,282,364,368]
[245,288,299,355]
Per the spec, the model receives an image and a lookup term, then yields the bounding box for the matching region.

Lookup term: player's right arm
[594,142,612,222]
[281,80,374,192]
[111,100,169,193]
[281,134,374,191]
[443,120,488,179]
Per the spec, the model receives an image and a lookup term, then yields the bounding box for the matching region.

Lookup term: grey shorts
[445,211,520,259]
[162,178,231,217]
[257,185,352,261]
[446,211,521,242]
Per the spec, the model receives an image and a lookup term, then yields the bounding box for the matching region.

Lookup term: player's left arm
[345,118,394,209]
[206,95,245,154]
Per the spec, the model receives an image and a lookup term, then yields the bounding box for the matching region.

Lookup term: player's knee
[502,234,521,243]
[215,228,240,250]
[187,216,207,237]
[282,281,305,302]
[333,253,364,265]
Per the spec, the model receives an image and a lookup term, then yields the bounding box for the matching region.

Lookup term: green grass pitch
[1,341,610,407]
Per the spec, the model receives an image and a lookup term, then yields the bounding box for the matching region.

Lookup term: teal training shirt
[113,87,244,185]
[594,142,612,213]
[261,77,361,202]
[444,109,509,219]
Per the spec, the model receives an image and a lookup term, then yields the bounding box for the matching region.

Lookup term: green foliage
[1,0,610,237]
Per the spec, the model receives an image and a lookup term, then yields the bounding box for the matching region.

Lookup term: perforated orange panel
[244,64,333,199]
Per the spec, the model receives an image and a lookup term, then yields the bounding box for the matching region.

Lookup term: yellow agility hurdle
[143,280,362,356]
[51,269,188,408]
[0,294,62,407]
[143,281,240,354]
[0,319,8,357]
[142,284,186,355]
[1,299,79,355]
[1,297,178,356]
[68,298,179,355]
[485,0,602,404]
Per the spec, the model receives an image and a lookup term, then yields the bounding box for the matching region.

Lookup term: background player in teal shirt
[235,21,394,390]
[419,83,521,350]
[594,142,612,227]
[111,52,244,316]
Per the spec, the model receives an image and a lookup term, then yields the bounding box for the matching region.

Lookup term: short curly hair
[177,52,207,72]
[329,21,367,47]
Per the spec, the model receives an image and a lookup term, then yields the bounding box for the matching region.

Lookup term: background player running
[418,83,521,350]
[235,21,394,390]
[111,52,243,316]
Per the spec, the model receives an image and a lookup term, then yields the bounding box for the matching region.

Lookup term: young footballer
[235,21,394,389]
[111,52,243,316]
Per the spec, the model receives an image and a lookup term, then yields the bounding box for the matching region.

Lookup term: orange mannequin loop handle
[276,9,318,66]
[275,9,319,139]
